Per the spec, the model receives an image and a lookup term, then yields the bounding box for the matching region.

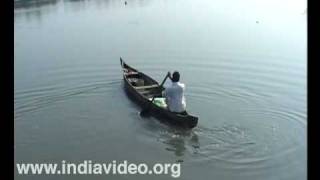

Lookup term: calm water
[14,0,307,179]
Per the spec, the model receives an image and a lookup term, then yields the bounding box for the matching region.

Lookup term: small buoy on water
[256,21,259,24]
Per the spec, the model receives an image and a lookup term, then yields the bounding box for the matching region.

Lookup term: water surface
[14,0,306,179]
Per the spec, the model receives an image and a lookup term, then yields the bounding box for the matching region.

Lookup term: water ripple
[15,80,121,119]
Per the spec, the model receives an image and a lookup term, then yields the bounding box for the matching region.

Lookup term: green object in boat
[149,97,167,108]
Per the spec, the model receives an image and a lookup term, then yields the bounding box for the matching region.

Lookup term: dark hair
[172,71,180,82]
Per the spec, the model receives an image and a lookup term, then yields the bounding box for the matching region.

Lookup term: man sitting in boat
[163,71,187,114]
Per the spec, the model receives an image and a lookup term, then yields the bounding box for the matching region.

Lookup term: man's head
[172,71,180,82]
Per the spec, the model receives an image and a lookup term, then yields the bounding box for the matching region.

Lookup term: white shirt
[163,82,186,113]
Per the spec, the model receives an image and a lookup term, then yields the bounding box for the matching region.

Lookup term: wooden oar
[140,72,170,117]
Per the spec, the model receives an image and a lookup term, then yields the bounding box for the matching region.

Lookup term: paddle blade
[140,108,151,117]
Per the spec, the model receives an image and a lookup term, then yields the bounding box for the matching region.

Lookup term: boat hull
[121,58,198,129]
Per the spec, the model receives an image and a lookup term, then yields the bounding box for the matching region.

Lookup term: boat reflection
[160,130,200,158]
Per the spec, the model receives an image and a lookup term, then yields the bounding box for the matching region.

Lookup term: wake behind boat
[120,58,198,129]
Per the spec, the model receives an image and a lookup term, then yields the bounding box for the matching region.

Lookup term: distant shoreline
[14,0,59,9]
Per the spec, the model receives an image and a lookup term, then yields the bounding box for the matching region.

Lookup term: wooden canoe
[120,57,198,129]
